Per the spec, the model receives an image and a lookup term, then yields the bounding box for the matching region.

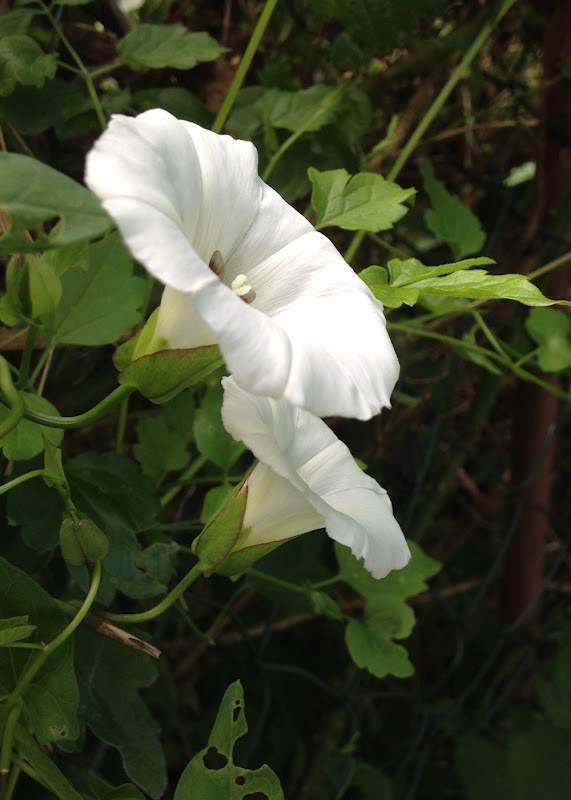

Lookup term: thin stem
[0,469,45,496]
[0,356,25,442]
[29,347,51,387]
[104,562,203,624]
[345,0,519,264]
[0,700,23,775]
[40,1,107,130]
[262,88,342,182]
[3,764,21,800]
[472,310,510,361]
[160,455,208,506]
[0,384,135,430]
[115,395,129,455]
[248,568,308,595]
[212,0,279,134]
[387,0,519,183]
[16,326,38,390]
[527,250,571,283]
[89,60,125,80]
[367,232,409,259]
[5,562,102,709]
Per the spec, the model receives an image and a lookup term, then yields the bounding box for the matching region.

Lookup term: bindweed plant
[0,0,570,798]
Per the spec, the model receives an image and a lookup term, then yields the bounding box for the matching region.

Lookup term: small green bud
[59,514,109,566]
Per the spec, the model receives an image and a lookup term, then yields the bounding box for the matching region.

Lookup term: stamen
[231,273,256,304]
[209,250,225,278]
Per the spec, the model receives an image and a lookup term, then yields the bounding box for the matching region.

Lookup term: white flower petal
[86,110,400,420]
[222,378,411,579]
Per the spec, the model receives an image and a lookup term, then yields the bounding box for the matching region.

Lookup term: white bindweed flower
[221,377,411,579]
[85,109,399,421]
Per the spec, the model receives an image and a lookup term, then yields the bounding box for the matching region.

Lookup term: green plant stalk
[0,699,23,775]
[115,395,129,455]
[472,310,511,360]
[3,763,21,800]
[104,561,203,624]
[14,726,83,800]
[16,325,38,390]
[262,89,342,182]
[0,384,135,430]
[160,454,208,506]
[39,1,106,131]
[390,320,571,402]
[211,0,279,134]
[527,249,571,282]
[248,567,309,595]
[345,0,519,264]
[0,469,45,496]
[0,356,25,441]
[5,561,102,710]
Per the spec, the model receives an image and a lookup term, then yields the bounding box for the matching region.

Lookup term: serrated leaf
[0,393,63,461]
[525,307,571,372]
[309,167,415,231]
[336,539,441,600]
[174,680,284,800]
[0,153,112,254]
[359,265,419,308]
[118,25,226,70]
[420,158,486,259]
[194,383,245,471]
[0,35,57,97]
[345,596,415,678]
[73,629,166,798]
[42,233,145,346]
[256,85,340,133]
[0,556,79,743]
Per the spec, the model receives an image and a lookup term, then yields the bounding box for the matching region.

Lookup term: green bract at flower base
[113,309,223,404]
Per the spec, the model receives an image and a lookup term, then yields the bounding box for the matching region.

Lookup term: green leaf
[88,773,146,800]
[7,461,65,551]
[200,484,233,524]
[0,393,63,461]
[43,237,89,277]
[420,158,486,259]
[133,86,214,128]
[345,595,415,679]
[0,616,36,646]
[42,233,145,346]
[194,383,246,471]
[0,556,79,743]
[42,438,71,501]
[118,25,226,70]
[255,85,341,133]
[309,167,415,231]
[0,153,112,254]
[0,35,57,97]
[525,308,571,372]
[336,539,441,601]
[133,415,189,479]
[0,79,87,136]
[73,629,166,798]
[174,680,285,800]
[27,253,62,317]
[0,10,36,37]
[66,453,166,601]
[359,265,419,308]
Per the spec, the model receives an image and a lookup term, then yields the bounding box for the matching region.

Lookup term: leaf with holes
[0,557,79,743]
[0,153,112,254]
[174,680,284,800]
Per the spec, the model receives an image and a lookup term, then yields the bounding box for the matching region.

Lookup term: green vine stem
[262,87,343,182]
[160,454,208,507]
[345,0,519,264]
[0,384,135,430]
[5,561,102,711]
[0,469,45,496]
[0,356,25,441]
[15,325,38,390]
[212,0,279,133]
[39,1,107,131]
[104,561,203,624]
[0,700,23,775]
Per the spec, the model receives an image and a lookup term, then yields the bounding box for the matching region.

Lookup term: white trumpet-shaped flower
[85,109,399,421]
[221,378,410,579]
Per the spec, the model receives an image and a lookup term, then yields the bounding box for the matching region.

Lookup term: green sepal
[59,513,109,566]
[192,486,248,574]
[215,540,282,577]
[114,311,223,403]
